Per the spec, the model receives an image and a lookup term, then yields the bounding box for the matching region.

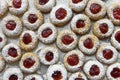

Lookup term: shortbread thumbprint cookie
[0,32,7,50]
[111,28,120,51]
[19,30,38,51]
[35,0,56,13]
[19,52,40,73]
[24,74,43,80]
[9,0,28,16]
[22,10,44,30]
[94,19,114,39]
[83,60,105,80]
[107,3,120,25]
[1,15,22,38]
[50,5,73,26]
[71,14,91,35]
[106,63,120,80]
[3,67,23,80]
[39,46,59,65]
[0,0,8,18]
[96,43,118,65]
[2,43,22,63]
[0,56,6,72]
[57,30,78,52]
[46,64,67,80]
[69,0,88,12]
[69,72,87,80]
[85,0,106,20]
[78,34,99,55]
[38,23,57,44]
[64,50,85,72]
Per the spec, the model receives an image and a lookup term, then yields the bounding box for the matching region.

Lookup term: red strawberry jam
[39,0,49,5]
[8,47,18,57]
[103,49,113,60]
[113,8,120,20]
[23,33,32,44]
[31,77,35,80]
[72,0,82,4]
[23,58,35,68]
[111,67,120,78]
[9,75,18,80]
[67,54,79,66]
[28,14,38,24]
[75,78,84,80]
[115,31,120,43]
[13,0,21,8]
[6,20,16,30]
[76,20,85,28]
[84,38,94,49]
[62,35,74,45]
[99,23,108,34]
[52,71,62,80]
[42,28,52,38]
[89,65,100,76]
[90,3,101,14]
[0,37,2,42]
[55,8,67,20]
[45,51,54,62]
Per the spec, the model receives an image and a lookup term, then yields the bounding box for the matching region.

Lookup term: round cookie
[0,56,6,72]
[0,32,7,50]
[24,74,43,80]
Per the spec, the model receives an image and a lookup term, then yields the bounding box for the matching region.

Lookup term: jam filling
[89,65,100,76]
[115,31,120,43]
[8,47,18,57]
[45,51,54,62]
[31,77,35,80]
[67,54,79,66]
[28,14,38,24]
[0,37,2,42]
[103,49,113,60]
[113,8,120,20]
[9,74,18,80]
[55,8,67,20]
[52,71,62,80]
[22,33,32,44]
[72,0,83,4]
[39,0,49,5]
[42,28,52,38]
[83,38,94,49]
[13,0,21,8]
[23,58,35,68]
[111,67,120,78]
[75,78,84,80]
[90,3,101,14]
[99,23,108,34]
[6,20,16,31]
[76,20,85,28]
[62,35,74,45]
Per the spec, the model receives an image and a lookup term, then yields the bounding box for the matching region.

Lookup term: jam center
[22,33,32,44]
[62,35,74,45]
[52,71,62,80]
[42,28,53,38]
[72,0,83,4]
[13,0,21,8]
[0,37,2,42]
[23,58,35,68]
[115,31,120,43]
[99,23,108,34]
[89,65,100,76]
[39,0,49,5]
[84,38,94,49]
[45,51,54,62]
[67,54,79,66]
[113,8,120,20]
[8,47,18,57]
[55,8,67,20]
[76,20,85,28]
[103,49,113,60]
[75,78,84,80]
[90,3,101,14]
[9,75,18,80]
[28,14,38,24]
[111,67,120,78]
[6,20,16,30]
[31,77,35,80]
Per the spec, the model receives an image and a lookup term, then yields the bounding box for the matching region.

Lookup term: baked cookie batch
[1,0,120,80]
